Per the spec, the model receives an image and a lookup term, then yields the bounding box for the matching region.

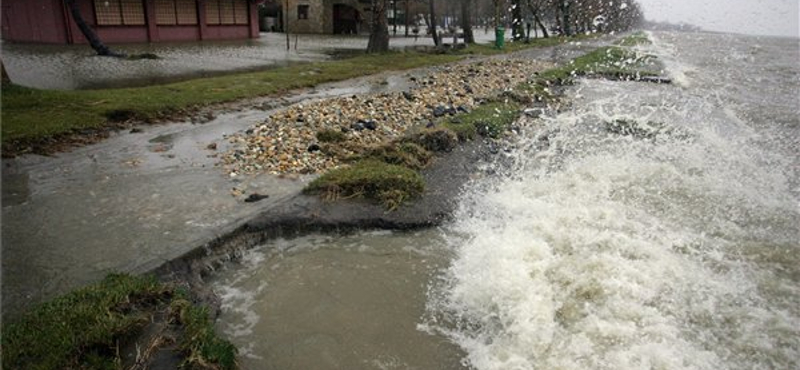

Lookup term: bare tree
[461,0,475,44]
[429,0,440,46]
[63,0,124,57]
[367,0,390,53]
[528,0,551,38]
[1,60,11,84]
[511,0,524,41]
[558,0,573,36]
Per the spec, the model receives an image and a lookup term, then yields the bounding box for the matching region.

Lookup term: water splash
[427,31,800,370]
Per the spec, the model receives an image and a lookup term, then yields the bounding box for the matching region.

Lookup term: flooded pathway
[1,37,608,319]
[210,230,466,370]
[207,31,799,370]
[1,31,498,90]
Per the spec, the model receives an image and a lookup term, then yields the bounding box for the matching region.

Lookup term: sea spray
[426,31,800,370]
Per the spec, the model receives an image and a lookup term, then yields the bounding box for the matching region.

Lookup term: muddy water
[210,230,467,370]
[211,31,798,370]
[0,63,429,319]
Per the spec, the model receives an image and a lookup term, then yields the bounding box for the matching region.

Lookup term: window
[94,0,145,26]
[155,0,198,25]
[298,5,309,20]
[206,0,248,25]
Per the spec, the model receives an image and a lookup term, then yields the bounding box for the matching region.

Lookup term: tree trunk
[494,0,502,29]
[1,60,11,85]
[429,0,440,46]
[511,0,523,41]
[534,13,549,38]
[367,0,390,53]
[460,0,474,44]
[560,1,572,36]
[405,0,410,36]
[63,0,124,57]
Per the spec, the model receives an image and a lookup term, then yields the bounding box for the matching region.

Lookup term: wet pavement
[0,67,428,319]
[1,31,498,90]
[0,36,613,319]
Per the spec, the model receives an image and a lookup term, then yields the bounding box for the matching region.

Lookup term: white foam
[427,32,800,370]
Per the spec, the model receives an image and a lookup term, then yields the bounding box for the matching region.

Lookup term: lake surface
[211,31,800,369]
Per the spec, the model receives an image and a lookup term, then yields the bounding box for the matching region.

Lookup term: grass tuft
[316,129,347,143]
[443,102,522,140]
[303,159,424,210]
[402,127,459,152]
[172,302,238,370]
[361,142,433,170]
[1,274,237,370]
[615,31,652,46]
[535,46,658,84]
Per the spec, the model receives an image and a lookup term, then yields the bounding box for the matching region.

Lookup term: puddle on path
[209,230,467,370]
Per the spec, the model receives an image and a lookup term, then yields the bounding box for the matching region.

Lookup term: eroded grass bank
[1,34,597,156]
[303,33,662,210]
[0,33,660,368]
[1,274,235,370]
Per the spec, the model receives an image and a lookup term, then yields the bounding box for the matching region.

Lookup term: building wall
[1,0,69,43]
[286,0,370,34]
[286,0,322,34]
[1,0,259,44]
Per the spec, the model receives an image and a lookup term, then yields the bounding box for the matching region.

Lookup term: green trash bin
[495,26,505,49]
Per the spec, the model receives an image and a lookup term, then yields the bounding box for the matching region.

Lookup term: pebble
[222,59,550,175]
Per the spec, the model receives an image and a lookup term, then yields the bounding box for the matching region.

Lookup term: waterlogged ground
[209,31,799,370]
[0,37,608,319]
[1,31,498,90]
[210,230,467,370]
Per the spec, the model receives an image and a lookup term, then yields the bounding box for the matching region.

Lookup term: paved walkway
[1,31,498,90]
[0,69,436,318]
[0,37,611,319]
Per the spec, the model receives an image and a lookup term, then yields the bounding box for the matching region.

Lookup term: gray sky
[636,0,799,37]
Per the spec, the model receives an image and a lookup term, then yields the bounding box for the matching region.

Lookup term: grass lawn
[1,52,461,144]
[1,274,236,370]
[0,34,597,148]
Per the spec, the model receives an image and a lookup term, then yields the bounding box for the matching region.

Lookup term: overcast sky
[636,0,799,37]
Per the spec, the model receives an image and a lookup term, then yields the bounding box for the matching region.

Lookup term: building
[283,0,372,35]
[1,0,261,44]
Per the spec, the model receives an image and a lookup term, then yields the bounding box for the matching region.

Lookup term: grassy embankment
[0,34,601,368]
[305,32,659,209]
[1,274,235,370]
[0,33,657,369]
[1,34,594,152]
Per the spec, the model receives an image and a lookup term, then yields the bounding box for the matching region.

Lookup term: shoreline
[2,32,665,367]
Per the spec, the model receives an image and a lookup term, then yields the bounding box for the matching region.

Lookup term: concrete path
[1,37,612,319]
[0,69,424,318]
[1,31,499,90]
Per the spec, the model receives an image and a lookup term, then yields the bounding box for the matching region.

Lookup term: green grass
[1,51,462,144]
[303,159,425,210]
[535,46,658,84]
[401,127,459,152]
[517,81,557,102]
[316,128,347,143]
[1,33,601,148]
[460,33,599,55]
[615,31,652,46]
[171,300,238,370]
[443,101,522,140]
[1,274,237,370]
[360,141,432,170]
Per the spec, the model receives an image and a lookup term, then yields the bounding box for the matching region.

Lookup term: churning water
[212,31,799,369]
[425,31,800,370]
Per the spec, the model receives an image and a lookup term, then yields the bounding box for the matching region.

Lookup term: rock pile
[222,59,550,175]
